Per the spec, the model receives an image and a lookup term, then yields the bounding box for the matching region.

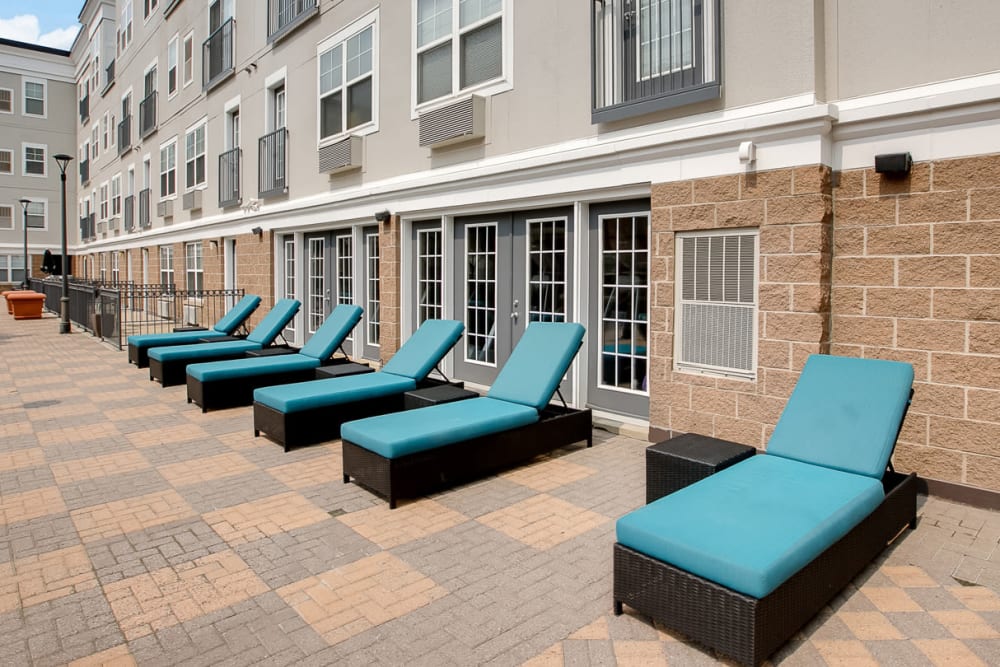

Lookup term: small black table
[245,346,299,357]
[314,362,373,379]
[646,433,755,503]
[403,384,477,410]
[172,325,208,332]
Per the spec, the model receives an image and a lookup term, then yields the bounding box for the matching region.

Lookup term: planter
[7,292,45,320]
[3,290,37,315]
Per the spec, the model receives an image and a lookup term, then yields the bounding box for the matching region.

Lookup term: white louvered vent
[677,231,757,377]
[157,200,174,218]
[107,217,119,232]
[318,135,362,174]
[418,95,485,148]
[97,220,107,234]
[182,190,202,211]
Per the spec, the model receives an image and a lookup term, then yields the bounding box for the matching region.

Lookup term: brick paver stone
[0,486,66,525]
[336,499,468,549]
[203,491,331,547]
[50,450,150,485]
[70,489,195,543]
[476,494,609,550]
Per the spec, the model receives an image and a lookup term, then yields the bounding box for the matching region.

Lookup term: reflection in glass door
[307,236,326,334]
[361,226,380,360]
[305,231,355,355]
[465,222,498,365]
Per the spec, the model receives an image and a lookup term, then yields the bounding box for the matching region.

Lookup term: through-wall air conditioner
[107,217,119,232]
[318,135,363,174]
[182,189,203,211]
[157,200,174,218]
[96,220,107,234]
[418,95,485,148]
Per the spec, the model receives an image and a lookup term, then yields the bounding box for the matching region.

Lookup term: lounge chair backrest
[381,319,464,380]
[246,299,301,345]
[766,354,914,478]
[299,304,363,360]
[211,295,262,333]
[487,322,585,410]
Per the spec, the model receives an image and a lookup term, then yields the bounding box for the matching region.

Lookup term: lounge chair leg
[389,497,396,510]
[253,429,259,437]
[343,474,349,484]
[613,600,623,615]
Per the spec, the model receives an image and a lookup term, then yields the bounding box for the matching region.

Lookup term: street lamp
[18,198,30,290]
[53,154,73,334]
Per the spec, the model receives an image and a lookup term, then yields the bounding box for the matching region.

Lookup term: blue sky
[0,1,82,50]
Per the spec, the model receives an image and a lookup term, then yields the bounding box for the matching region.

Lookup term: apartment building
[0,38,76,287]
[63,0,1000,501]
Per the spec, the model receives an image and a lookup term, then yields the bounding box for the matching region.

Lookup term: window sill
[411,78,511,121]
[267,6,319,45]
[592,82,721,125]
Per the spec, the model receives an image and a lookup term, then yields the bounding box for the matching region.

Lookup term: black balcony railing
[139,91,157,138]
[219,147,241,207]
[79,94,89,124]
[104,60,116,91]
[118,115,132,155]
[258,129,287,198]
[203,18,235,91]
[268,0,318,42]
[80,158,90,185]
[124,194,135,231]
[138,188,151,228]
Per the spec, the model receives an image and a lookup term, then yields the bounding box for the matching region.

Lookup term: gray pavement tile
[39,436,134,463]
[137,437,232,467]
[0,463,56,495]
[0,513,81,561]
[174,469,289,513]
[58,467,170,511]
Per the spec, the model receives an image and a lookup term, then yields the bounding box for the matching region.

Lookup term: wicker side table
[646,433,755,503]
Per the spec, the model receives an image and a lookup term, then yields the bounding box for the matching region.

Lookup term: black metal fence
[30,278,244,351]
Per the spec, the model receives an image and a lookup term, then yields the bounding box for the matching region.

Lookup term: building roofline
[0,37,72,58]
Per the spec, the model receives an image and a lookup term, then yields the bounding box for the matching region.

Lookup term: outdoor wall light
[251,226,264,238]
[874,152,912,177]
[374,210,392,223]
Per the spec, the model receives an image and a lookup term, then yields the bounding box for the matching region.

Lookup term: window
[144,0,159,20]
[23,79,46,116]
[0,205,12,229]
[185,241,203,292]
[111,252,120,283]
[159,245,174,288]
[675,229,758,379]
[284,239,296,335]
[100,253,108,282]
[102,112,109,150]
[92,125,100,159]
[25,201,45,229]
[591,0,720,123]
[319,23,375,142]
[159,139,176,197]
[0,88,11,113]
[23,144,46,176]
[100,182,109,220]
[111,174,122,216]
[415,0,504,105]
[167,36,178,96]
[0,256,27,284]
[182,32,194,86]
[416,225,443,322]
[274,85,286,129]
[0,149,11,174]
[184,123,205,188]
[120,1,133,51]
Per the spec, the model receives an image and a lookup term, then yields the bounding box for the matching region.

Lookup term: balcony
[103,60,115,94]
[267,0,318,43]
[79,159,90,186]
[139,91,157,139]
[79,94,89,124]
[218,147,241,208]
[124,194,135,231]
[203,18,235,92]
[118,115,132,156]
[258,129,287,199]
[138,188,151,229]
[591,0,720,123]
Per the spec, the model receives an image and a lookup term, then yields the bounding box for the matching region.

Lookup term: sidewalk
[0,314,998,666]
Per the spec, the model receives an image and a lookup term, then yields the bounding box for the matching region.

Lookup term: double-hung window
[0,88,12,113]
[0,149,12,174]
[167,36,179,96]
[415,0,505,106]
[111,174,122,216]
[160,139,177,198]
[23,79,45,116]
[26,201,45,229]
[159,245,174,288]
[185,241,203,292]
[185,123,206,188]
[0,206,11,230]
[318,19,375,141]
[144,0,158,21]
[23,143,46,176]
[120,1,133,51]
[182,32,194,86]
[99,182,109,220]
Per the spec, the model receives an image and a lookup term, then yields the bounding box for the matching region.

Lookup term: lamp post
[53,154,73,334]
[18,198,30,289]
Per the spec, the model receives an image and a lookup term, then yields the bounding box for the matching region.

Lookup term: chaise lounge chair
[147,298,300,387]
[339,321,593,508]
[613,354,917,666]
[253,319,465,451]
[185,304,363,412]
[126,295,261,368]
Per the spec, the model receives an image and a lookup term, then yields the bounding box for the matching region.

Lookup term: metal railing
[268,0,317,41]
[203,18,235,90]
[219,147,241,207]
[118,115,132,155]
[139,91,157,138]
[138,188,151,228]
[124,194,135,231]
[258,128,287,198]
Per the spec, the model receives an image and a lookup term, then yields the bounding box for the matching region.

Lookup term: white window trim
[185,241,204,291]
[120,0,134,53]
[264,67,287,131]
[182,30,195,88]
[22,142,47,177]
[111,173,122,216]
[316,9,380,147]
[0,87,13,114]
[0,147,12,174]
[22,77,47,118]
[409,0,513,118]
[159,136,178,200]
[91,123,100,160]
[184,117,208,191]
[167,34,180,98]
[24,197,48,231]
[0,205,13,230]
[144,0,160,24]
[99,181,110,221]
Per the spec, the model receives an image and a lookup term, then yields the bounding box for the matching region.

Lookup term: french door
[305,230,356,356]
[359,226,380,360]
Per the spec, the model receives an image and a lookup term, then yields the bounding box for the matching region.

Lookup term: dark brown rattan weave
[613,471,917,666]
[148,347,253,386]
[646,434,756,503]
[342,405,593,508]
[187,368,318,412]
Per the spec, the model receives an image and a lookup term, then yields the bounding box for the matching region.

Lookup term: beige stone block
[933,289,1000,321]
[670,204,716,230]
[969,187,1000,221]
[932,352,1000,389]
[694,175,740,203]
[792,165,831,195]
[791,284,828,313]
[791,342,827,369]
[833,169,865,198]
[758,339,791,370]
[932,154,1000,191]
[968,388,1000,422]
[930,415,1000,457]
[765,253,824,284]
[865,347,930,382]
[668,407,715,436]
[867,224,931,255]
[866,288,931,318]
[657,382,692,410]
[716,199,764,228]
[898,191,968,224]
[760,367,799,399]
[758,283,791,311]
[831,286,865,315]
[869,162,931,196]
[833,227,865,256]
[892,443,963,483]
[759,226,792,254]
[964,453,1000,492]
[653,282,674,308]
[765,194,830,226]
[741,169,793,200]
[898,412,929,444]
[652,181,693,208]
[969,322,1000,354]
[651,209,672,234]
[896,319,965,352]
[690,386,737,417]
[911,382,966,419]
[970,256,1000,288]
[835,197,895,227]
[713,416,765,448]
[832,316,894,347]
[829,342,864,358]
[897,256,967,287]
[833,257,894,286]
[791,223,829,253]
[764,312,826,343]
[737,393,785,425]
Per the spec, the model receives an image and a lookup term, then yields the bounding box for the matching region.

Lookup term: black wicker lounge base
[613,470,917,666]
[189,367,318,412]
[342,405,593,508]
[149,350,249,386]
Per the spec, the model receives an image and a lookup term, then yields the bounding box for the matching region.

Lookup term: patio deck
[1,313,998,666]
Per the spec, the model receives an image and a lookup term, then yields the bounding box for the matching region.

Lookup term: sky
[0,1,82,50]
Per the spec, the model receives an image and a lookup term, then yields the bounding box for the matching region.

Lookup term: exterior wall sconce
[738,141,756,164]
[374,210,392,223]
[251,226,263,238]
[874,152,912,177]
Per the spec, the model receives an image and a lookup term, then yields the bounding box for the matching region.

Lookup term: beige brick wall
[232,232,276,329]
[832,154,1000,491]
[378,215,401,359]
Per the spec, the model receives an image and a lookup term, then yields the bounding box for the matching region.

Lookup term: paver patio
[1,313,999,665]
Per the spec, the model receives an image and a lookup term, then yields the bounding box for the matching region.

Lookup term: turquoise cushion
[211,295,262,334]
[148,340,260,362]
[128,329,226,349]
[381,320,464,380]
[254,372,417,413]
[767,354,914,478]
[616,455,884,598]
[299,304,363,360]
[187,355,319,382]
[487,322,585,410]
[246,299,301,345]
[341,396,539,458]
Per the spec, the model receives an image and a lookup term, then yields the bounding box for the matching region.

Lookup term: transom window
[23,80,45,116]
[185,124,205,188]
[318,23,374,141]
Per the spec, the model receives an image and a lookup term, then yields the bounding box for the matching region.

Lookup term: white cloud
[0,14,79,51]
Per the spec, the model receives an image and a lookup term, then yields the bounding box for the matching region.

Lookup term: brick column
[378,215,401,359]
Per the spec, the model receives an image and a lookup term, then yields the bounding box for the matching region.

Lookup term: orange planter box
[2,290,37,315]
[7,292,45,320]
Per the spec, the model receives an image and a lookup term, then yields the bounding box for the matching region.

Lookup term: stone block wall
[378,215,401,359]
[232,232,276,329]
